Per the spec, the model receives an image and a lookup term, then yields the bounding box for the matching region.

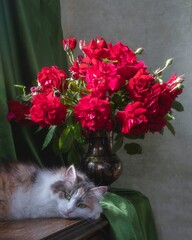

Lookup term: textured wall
[60,1,192,239]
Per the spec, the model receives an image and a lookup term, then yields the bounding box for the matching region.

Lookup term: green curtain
[0,0,67,165]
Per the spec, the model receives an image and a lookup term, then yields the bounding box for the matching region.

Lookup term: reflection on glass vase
[82,131,122,186]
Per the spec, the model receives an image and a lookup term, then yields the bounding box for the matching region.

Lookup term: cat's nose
[66,208,73,215]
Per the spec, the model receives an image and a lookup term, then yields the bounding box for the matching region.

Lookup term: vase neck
[89,130,109,138]
[87,131,112,157]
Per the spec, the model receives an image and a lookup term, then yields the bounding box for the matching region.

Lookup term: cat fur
[0,162,107,220]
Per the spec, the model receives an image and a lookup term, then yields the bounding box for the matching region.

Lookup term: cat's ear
[66,165,77,185]
[90,186,108,200]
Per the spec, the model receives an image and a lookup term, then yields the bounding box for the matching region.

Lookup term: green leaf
[59,127,74,153]
[112,134,123,153]
[42,126,56,150]
[124,143,142,155]
[22,94,32,102]
[67,146,81,167]
[14,84,26,90]
[74,122,85,143]
[172,101,184,112]
[14,84,26,96]
[166,121,176,135]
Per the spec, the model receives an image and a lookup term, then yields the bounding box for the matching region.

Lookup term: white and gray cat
[0,162,107,220]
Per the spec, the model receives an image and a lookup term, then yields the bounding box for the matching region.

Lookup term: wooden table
[0,217,109,240]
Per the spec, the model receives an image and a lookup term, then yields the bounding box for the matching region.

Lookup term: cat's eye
[77,203,87,209]
[64,192,71,200]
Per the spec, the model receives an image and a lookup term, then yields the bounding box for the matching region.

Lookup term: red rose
[74,94,112,131]
[37,66,67,95]
[144,83,173,117]
[82,37,110,61]
[116,101,148,135]
[108,41,147,80]
[30,94,67,127]
[146,115,167,133]
[108,41,136,62]
[127,69,155,101]
[69,60,88,80]
[7,100,31,125]
[85,61,122,97]
[62,37,77,51]
[166,74,184,100]
[117,61,147,81]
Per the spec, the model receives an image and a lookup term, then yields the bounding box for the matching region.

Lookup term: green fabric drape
[101,189,158,240]
[0,0,67,165]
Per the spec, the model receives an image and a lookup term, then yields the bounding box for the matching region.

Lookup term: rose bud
[62,38,77,51]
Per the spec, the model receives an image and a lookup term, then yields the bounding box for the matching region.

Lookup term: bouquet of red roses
[7,36,184,162]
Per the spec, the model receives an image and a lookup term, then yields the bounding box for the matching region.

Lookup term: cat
[0,162,107,220]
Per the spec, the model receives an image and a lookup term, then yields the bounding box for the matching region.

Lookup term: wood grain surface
[0,218,109,240]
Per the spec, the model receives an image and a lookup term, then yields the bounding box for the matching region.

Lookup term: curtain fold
[0,0,67,165]
[101,190,159,240]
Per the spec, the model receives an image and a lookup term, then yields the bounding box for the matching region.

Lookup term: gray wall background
[60,1,192,239]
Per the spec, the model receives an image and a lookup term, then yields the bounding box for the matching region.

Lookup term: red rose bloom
[127,69,155,101]
[37,66,67,95]
[144,83,173,117]
[117,61,147,82]
[62,37,77,51]
[116,101,148,135]
[82,37,110,61]
[7,100,31,125]
[69,60,88,80]
[30,94,67,127]
[108,41,147,80]
[108,41,135,61]
[74,94,112,131]
[85,61,122,97]
[146,115,167,133]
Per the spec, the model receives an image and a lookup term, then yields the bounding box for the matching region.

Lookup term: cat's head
[51,165,108,220]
